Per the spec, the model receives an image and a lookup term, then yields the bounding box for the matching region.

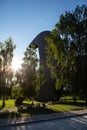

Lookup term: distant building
[29,31,59,101]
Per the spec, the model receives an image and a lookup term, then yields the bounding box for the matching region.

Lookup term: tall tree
[17,46,38,98]
[46,5,87,101]
[0,37,16,107]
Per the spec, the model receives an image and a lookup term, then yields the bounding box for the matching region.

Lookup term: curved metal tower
[29,31,58,101]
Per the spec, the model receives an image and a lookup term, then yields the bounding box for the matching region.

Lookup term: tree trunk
[1,85,5,108]
[1,80,5,108]
[86,96,87,106]
[2,95,5,108]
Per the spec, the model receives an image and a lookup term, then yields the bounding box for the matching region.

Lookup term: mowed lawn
[0,97,86,118]
[0,99,16,110]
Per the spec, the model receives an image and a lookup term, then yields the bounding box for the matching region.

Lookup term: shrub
[15,96,24,106]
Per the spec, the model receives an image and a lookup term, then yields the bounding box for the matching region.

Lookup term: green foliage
[55,79,61,90]
[11,86,23,98]
[0,37,16,107]
[15,47,38,98]
[73,56,87,102]
[46,5,87,101]
[34,65,46,95]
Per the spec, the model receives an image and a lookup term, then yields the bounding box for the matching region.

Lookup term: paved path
[0,109,87,127]
[1,115,87,130]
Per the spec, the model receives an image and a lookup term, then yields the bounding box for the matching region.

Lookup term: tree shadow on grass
[0,105,58,120]
[0,111,21,119]
[0,100,86,120]
[16,101,87,117]
[19,106,58,116]
[59,100,86,107]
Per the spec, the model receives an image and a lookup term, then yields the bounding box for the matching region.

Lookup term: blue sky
[0,0,87,66]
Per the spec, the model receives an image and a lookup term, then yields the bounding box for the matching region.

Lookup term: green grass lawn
[0,97,86,119]
[0,99,16,110]
[47,104,82,112]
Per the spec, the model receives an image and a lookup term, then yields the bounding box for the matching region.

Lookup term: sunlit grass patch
[0,99,16,110]
[46,104,82,112]
[23,99,39,105]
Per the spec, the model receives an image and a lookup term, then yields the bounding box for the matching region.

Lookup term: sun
[12,58,22,72]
